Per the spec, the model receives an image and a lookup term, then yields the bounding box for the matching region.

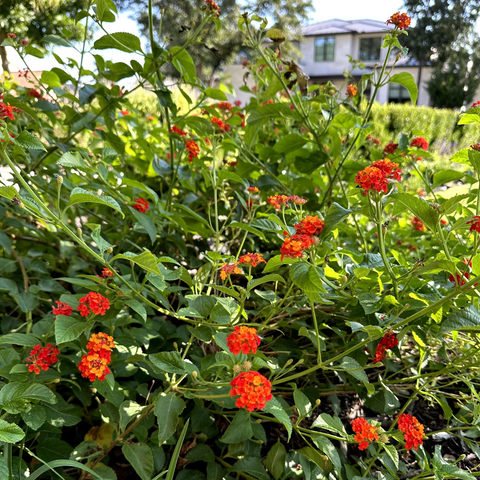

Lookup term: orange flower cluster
[133,197,149,213]
[238,253,266,267]
[397,413,424,451]
[467,215,480,232]
[214,102,232,112]
[355,159,402,194]
[28,89,43,99]
[280,235,314,261]
[120,110,130,116]
[227,326,261,355]
[471,143,480,151]
[230,371,272,411]
[26,344,60,375]
[206,0,220,17]
[367,135,380,146]
[248,186,259,193]
[79,332,115,382]
[267,195,290,210]
[347,84,357,98]
[411,217,426,232]
[294,216,324,236]
[351,417,379,450]
[220,263,242,280]
[373,331,398,363]
[186,140,200,162]
[386,12,411,30]
[0,102,20,120]
[383,143,398,155]
[53,301,73,316]
[211,116,230,132]
[410,137,428,151]
[170,126,187,137]
[78,292,110,317]
[101,268,114,278]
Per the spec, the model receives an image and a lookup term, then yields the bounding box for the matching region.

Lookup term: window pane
[359,37,381,61]
[315,37,335,62]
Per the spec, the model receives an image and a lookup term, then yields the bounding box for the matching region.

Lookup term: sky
[5,0,403,74]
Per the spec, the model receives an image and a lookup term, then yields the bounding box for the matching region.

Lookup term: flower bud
[379,434,389,443]
[242,361,252,371]
[233,364,242,374]
[313,236,320,246]
[315,399,321,406]
[106,247,113,255]
[76,227,82,237]
[285,359,293,366]
[192,370,198,378]
[57,175,63,185]
[173,342,178,351]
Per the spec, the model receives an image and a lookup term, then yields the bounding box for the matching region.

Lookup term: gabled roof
[302,19,393,36]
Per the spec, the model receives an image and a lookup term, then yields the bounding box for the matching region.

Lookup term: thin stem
[310,300,321,364]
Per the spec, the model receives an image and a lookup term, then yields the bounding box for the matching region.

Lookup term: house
[225,19,433,107]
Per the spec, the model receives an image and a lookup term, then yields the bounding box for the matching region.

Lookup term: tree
[0,0,87,73]
[115,0,313,81]
[402,0,480,107]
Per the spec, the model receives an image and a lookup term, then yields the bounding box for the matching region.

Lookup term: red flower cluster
[186,140,200,162]
[397,413,424,451]
[372,331,398,363]
[220,263,242,280]
[26,344,60,375]
[248,186,259,193]
[238,253,266,267]
[7,33,16,39]
[351,417,379,450]
[101,268,114,278]
[440,218,448,226]
[78,292,110,317]
[230,371,272,411]
[28,89,43,99]
[120,110,130,116]
[170,126,187,137]
[289,195,308,206]
[347,84,357,98]
[411,217,426,232]
[214,102,232,112]
[471,143,480,151]
[472,101,480,108]
[355,159,402,194]
[211,116,230,132]
[386,12,411,30]
[133,197,149,213]
[234,100,242,107]
[367,135,380,146]
[0,102,20,120]
[20,39,28,46]
[280,235,314,261]
[267,195,291,210]
[206,0,221,16]
[410,137,428,151]
[78,332,115,382]
[383,143,398,155]
[467,216,480,232]
[53,301,73,316]
[449,259,474,286]
[294,216,324,236]
[227,326,261,355]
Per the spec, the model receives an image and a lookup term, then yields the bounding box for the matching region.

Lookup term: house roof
[302,19,393,36]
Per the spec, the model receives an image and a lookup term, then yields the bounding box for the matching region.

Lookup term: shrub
[1,4,480,480]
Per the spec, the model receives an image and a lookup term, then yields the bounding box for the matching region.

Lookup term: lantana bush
[1,3,480,480]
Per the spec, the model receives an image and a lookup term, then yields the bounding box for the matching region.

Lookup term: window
[315,37,335,62]
[388,84,410,103]
[359,37,381,61]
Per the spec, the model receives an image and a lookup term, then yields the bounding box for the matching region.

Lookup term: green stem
[75,0,92,98]
[310,300,321,364]
[5,443,12,480]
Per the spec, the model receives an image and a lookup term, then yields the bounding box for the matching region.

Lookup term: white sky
[2,0,410,75]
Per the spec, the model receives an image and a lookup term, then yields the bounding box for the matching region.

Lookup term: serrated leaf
[0,420,24,443]
[264,396,292,441]
[68,187,125,218]
[14,131,46,151]
[263,441,286,480]
[440,305,480,335]
[111,250,161,275]
[125,299,147,321]
[311,413,347,436]
[154,393,186,444]
[122,443,154,480]
[247,273,286,291]
[0,333,39,347]
[55,315,89,344]
[340,356,369,384]
[390,193,438,231]
[94,32,142,53]
[220,409,253,444]
[231,457,270,480]
[320,202,352,238]
[150,352,186,374]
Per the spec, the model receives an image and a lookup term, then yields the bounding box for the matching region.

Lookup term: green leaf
[263,441,286,480]
[154,392,186,444]
[290,263,327,296]
[22,405,46,430]
[43,34,71,47]
[388,72,418,105]
[220,409,253,444]
[129,206,157,244]
[340,356,369,384]
[231,457,270,480]
[0,420,24,443]
[390,193,438,231]
[122,178,159,203]
[0,383,57,414]
[311,413,347,436]
[298,446,329,471]
[40,71,61,87]
[170,46,197,83]
[94,32,142,53]
[262,254,299,273]
[247,274,286,291]
[312,435,342,476]
[14,131,46,151]
[57,152,89,169]
[358,292,382,314]
[111,250,161,275]
[264,396,292,441]
[125,299,147,321]
[469,149,480,173]
[205,87,228,101]
[228,222,266,240]
[384,444,399,469]
[122,443,154,480]
[27,460,104,480]
[273,133,307,154]
[440,305,480,335]
[164,419,190,480]
[89,225,113,256]
[450,148,469,164]
[0,186,19,200]
[294,388,312,418]
[0,333,39,347]
[13,291,39,313]
[320,202,352,238]
[150,352,186,374]
[174,204,213,231]
[68,187,125,218]
[55,315,89,344]
[432,169,464,188]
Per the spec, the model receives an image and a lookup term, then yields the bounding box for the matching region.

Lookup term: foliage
[2,3,480,480]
